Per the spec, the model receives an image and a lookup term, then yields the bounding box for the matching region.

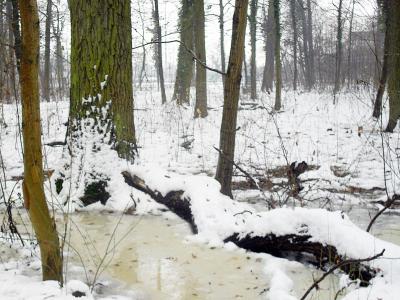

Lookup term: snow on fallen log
[121,168,400,292]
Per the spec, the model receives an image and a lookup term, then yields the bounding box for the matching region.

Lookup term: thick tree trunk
[42,0,51,102]
[261,2,275,93]
[18,0,62,283]
[153,0,167,104]
[173,0,194,105]
[289,0,298,90]
[193,0,208,118]
[69,0,136,160]
[249,0,258,100]
[273,0,282,110]
[385,0,400,132]
[215,0,249,198]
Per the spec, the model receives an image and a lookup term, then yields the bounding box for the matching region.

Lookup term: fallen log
[121,171,381,285]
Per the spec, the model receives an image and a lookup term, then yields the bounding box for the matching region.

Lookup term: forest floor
[0,85,400,299]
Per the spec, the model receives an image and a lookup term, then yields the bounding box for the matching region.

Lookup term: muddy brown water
[1,207,399,299]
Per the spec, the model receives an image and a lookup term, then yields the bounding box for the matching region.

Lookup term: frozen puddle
[64,212,268,299]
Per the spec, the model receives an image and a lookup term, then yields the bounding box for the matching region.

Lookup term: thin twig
[300,249,385,300]
[213,146,276,208]
[132,39,226,76]
[366,194,399,232]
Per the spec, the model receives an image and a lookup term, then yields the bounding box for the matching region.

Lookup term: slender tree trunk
[153,0,167,104]
[249,0,258,100]
[333,0,343,98]
[52,6,65,99]
[306,0,315,87]
[18,0,63,283]
[215,0,249,198]
[261,1,274,93]
[219,0,226,86]
[273,0,282,110]
[385,0,400,132]
[42,0,51,102]
[298,0,311,90]
[173,0,194,105]
[346,0,355,87]
[289,0,298,90]
[193,0,208,118]
[374,1,389,119]
[69,0,136,160]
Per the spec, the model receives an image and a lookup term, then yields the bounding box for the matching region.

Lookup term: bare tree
[18,0,63,282]
[216,0,249,197]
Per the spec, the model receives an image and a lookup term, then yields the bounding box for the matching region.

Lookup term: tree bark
[69,0,136,160]
[273,0,282,110]
[173,0,194,105]
[153,0,167,104]
[306,0,315,87]
[42,0,51,102]
[193,0,208,118]
[18,0,62,282]
[215,0,249,198]
[249,0,258,100]
[289,0,298,90]
[219,0,226,87]
[373,1,389,119]
[385,0,400,132]
[333,0,343,97]
[261,1,275,93]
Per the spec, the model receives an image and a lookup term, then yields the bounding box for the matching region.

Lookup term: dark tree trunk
[153,0,167,104]
[42,0,51,102]
[385,0,400,132]
[333,0,343,97]
[219,0,226,86]
[249,0,258,100]
[273,0,282,110]
[373,1,389,119]
[306,0,315,87]
[193,0,208,118]
[289,0,298,90]
[173,0,194,105]
[215,0,249,198]
[261,1,275,93]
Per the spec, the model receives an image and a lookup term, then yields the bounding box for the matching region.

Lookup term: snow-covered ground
[1,86,400,299]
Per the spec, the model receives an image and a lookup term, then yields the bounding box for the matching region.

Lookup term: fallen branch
[300,249,385,300]
[122,171,382,284]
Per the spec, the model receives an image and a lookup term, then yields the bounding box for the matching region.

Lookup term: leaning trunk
[18,0,63,282]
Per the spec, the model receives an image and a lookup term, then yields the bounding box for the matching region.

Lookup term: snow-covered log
[121,170,383,285]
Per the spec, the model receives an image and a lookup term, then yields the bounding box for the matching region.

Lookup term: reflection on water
[65,212,268,299]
